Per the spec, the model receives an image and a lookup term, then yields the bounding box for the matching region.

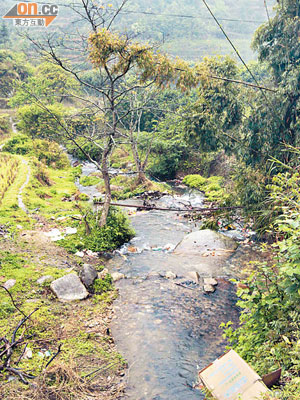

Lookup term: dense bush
[183,174,229,202]
[59,207,135,253]
[3,134,69,169]
[0,114,10,135]
[64,137,103,161]
[223,171,300,399]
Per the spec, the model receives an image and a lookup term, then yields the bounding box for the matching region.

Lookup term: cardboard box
[199,350,270,400]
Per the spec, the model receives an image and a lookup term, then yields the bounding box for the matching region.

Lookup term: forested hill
[1,0,275,62]
[116,0,276,61]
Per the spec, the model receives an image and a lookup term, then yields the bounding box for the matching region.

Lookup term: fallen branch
[44,344,63,369]
[0,285,27,318]
[94,201,242,213]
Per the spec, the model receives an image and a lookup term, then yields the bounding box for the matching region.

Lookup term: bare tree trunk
[131,136,147,184]
[99,144,112,227]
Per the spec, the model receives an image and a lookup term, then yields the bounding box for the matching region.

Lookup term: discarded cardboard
[199,350,270,400]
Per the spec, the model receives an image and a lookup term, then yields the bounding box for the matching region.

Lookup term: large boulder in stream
[174,229,238,255]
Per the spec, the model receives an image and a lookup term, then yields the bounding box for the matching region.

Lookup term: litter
[65,227,77,235]
[198,349,270,400]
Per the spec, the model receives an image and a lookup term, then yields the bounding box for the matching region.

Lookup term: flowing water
[75,160,246,400]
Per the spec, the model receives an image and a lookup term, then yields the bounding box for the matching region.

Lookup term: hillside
[0,0,276,61]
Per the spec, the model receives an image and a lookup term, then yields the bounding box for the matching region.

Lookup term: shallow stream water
[74,160,248,400]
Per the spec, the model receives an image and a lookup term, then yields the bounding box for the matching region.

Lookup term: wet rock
[186,271,200,284]
[37,275,54,285]
[147,271,161,279]
[204,284,216,293]
[111,272,125,282]
[165,271,177,280]
[174,229,237,255]
[203,278,218,286]
[50,273,89,301]
[221,230,245,241]
[98,268,109,279]
[80,264,98,287]
[3,279,16,290]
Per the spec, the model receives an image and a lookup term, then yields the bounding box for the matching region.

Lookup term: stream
[74,159,251,400]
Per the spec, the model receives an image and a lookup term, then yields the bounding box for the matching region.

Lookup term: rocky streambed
[74,160,253,400]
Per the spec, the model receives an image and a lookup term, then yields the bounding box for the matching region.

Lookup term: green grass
[79,175,101,186]
[183,174,229,203]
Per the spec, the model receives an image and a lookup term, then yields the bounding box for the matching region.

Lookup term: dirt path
[17,159,30,213]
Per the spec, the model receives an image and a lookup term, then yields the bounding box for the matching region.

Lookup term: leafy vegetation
[183,174,229,203]
[59,207,135,253]
[3,134,69,169]
[223,169,300,398]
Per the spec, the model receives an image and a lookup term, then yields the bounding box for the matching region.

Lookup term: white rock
[50,273,89,301]
[204,284,216,293]
[111,272,125,282]
[75,251,84,257]
[56,216,67,221]
[86,250,98,257]
[186,271,200,284]
[204,278,218,286]
[165,271,177,280]
[3,279,16,290]
[44,229,61,237]
[98,268,109,279]
[65,227,77,235]
[44,229,64,241]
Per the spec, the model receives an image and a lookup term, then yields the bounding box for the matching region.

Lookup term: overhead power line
[19,0,266,24]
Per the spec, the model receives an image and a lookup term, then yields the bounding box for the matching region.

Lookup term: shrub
[59,207,135,253]
[0,114,10,135]
[3,134,69,169]
[93,274,113,294]
[223,171,300,399]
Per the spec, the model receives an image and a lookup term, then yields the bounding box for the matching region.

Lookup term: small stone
[204,278,218,286]
[98,268,109,279]
[37,275,54,285]
[80,264,98,287]
[86,250,98,257]
[50,273,89,301]
[165,271,177,280]
[3,279,16,290]
[65,227,77,235]
[111,272,125,282]
[75,251,84,257]
[186,271,200,284]
[204,284,216,293]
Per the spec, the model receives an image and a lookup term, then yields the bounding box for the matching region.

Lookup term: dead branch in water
[94,201,243,213]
